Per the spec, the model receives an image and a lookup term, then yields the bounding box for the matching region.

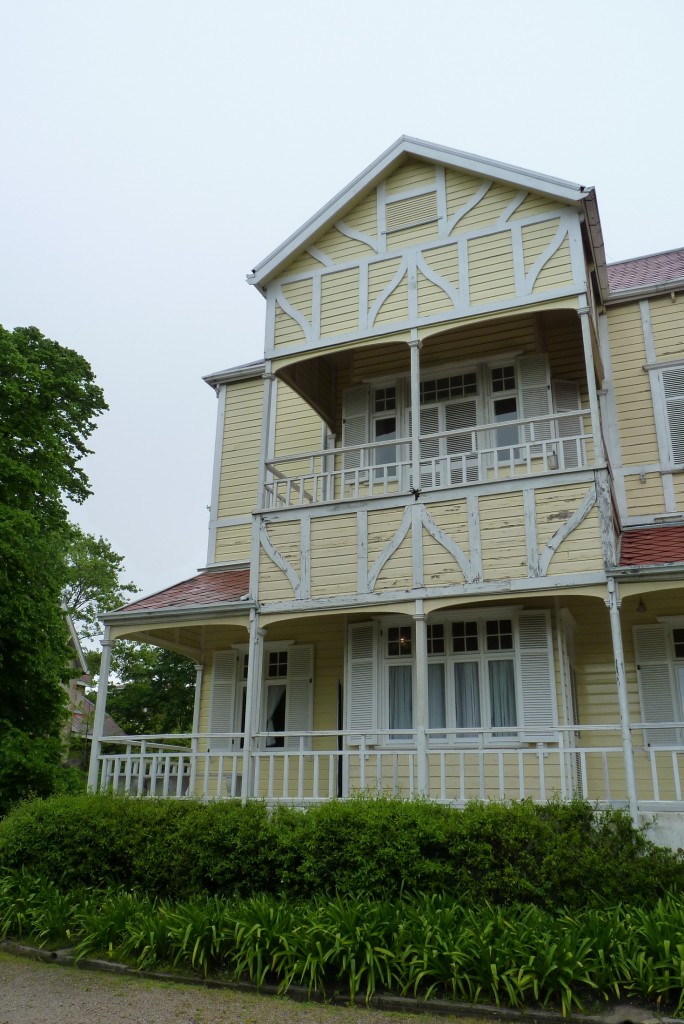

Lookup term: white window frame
[233,641,297,748]
[377,607,539,747]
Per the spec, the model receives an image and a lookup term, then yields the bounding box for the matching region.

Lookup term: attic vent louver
[385,191,438,233]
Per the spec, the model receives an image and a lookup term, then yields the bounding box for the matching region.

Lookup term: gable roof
[248,136,595,291]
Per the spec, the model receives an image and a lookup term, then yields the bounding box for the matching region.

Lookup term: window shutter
[518,355,552,446]
[446,399,479,482]
[342,385,369,472]
[662,367,684,468]
[409,405,440,487]
[552,378,583,469]
[347,622,376,743]
[518,612,556,741]
[210,651,238,751]
[634,625,679,747]
[284,644,314,749]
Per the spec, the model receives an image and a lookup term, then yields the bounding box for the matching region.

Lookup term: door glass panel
[453,661,481,735]
[265,683,286,747]
[388,665,413,737]
[428,663,446,737]
[488,660,516,733]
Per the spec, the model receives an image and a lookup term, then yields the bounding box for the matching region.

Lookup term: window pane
[388,626,412,657]
[494,397,519,451]
[265,683,286,746]
[268,650,288,677]
[491,365,516,393]
[452,621,478,653]
[374,387,396,413]
[488,660,516,731]
[454,662,481,732]
[486,620,513,651]
[427,623,445,655]
[673,628,684,659]
[428,663,446,730]
[389,665,413,734]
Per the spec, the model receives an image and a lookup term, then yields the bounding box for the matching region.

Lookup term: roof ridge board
[248,137,591,289]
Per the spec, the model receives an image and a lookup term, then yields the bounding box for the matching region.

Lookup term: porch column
[256,363,276,508]
[242,612,265,803]
[578,304,606,463]
[87,625,113,792]
[408,335,422,494]
[186,662,203,796]
[414,603,429,795]
[606,579,639,822]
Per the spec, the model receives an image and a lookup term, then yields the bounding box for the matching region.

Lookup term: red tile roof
[608,248,684,294]
[117,568,250,613]
[620,527,684,567]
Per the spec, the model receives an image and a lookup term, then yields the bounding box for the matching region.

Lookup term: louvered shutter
[284,645,314,749]
[342,385,370,476]
[518,612,556,741]
[409,404,441,488]
[634,625,679,747]
[347,622,377,744]
[210,651,238,751]
[446,399,479,483]
[518,355,553,449]
[552,379,583,469]
[662,367,684,468]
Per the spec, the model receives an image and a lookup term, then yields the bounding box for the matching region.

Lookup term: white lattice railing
[263,409,592,509]
[96,722,684,809]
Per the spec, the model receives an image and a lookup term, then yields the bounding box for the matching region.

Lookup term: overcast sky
[2,0,683,601]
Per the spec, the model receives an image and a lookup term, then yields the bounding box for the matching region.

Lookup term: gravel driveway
[0,952,488,1024]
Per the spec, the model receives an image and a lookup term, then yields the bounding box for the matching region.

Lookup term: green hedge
[0,795,681,907]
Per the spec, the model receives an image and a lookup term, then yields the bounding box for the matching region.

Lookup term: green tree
[63,527,138,644]
[0,325,106,811]
[107,644,196,735]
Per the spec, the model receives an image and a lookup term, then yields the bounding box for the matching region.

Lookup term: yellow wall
[217,377,263,519]
[270,157,579,353]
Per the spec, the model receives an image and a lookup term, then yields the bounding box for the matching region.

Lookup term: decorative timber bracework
[268,175,585,357]
[256,470,609,611]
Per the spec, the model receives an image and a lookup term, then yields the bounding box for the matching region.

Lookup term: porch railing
[263,409,592,509]
[96,722,684,810]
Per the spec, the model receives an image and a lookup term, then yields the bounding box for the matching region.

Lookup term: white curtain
[265,683,286,746]
[454,661,481,733]
[428,663,446,738]
[488,660,516,731]
[388,665,412,735]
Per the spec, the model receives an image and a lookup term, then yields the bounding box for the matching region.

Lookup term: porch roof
[607,247,684,297]
[619,526,684,567]
[110,568,251,615]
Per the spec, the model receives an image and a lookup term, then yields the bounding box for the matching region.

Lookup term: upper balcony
[265,406,592,510]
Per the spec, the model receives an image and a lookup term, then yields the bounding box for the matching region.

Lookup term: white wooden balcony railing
[95,722,684,810]
[263,409,592,509]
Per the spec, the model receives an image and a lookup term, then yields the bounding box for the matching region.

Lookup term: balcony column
[578,305,606,463]
[408,335,422,492]
[606,578,639,823]
[256,364,276,508]
[242,611,265,802]
[189,663,204,797]
[87,625,113,792]
[414,602,429,795]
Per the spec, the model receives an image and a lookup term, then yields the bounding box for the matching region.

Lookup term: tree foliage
[63,528,138,643]
[0,325,106,743]
[107,644,196,735]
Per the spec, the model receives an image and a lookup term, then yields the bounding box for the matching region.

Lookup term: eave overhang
[607,564,684,582]
[102,599,255,629]
[203,360,265,391]
[247,136,594,293]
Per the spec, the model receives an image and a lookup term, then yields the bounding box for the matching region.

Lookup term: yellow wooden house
[88,138,684,847]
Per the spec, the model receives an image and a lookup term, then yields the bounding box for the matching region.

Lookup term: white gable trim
[248,137,592,290]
